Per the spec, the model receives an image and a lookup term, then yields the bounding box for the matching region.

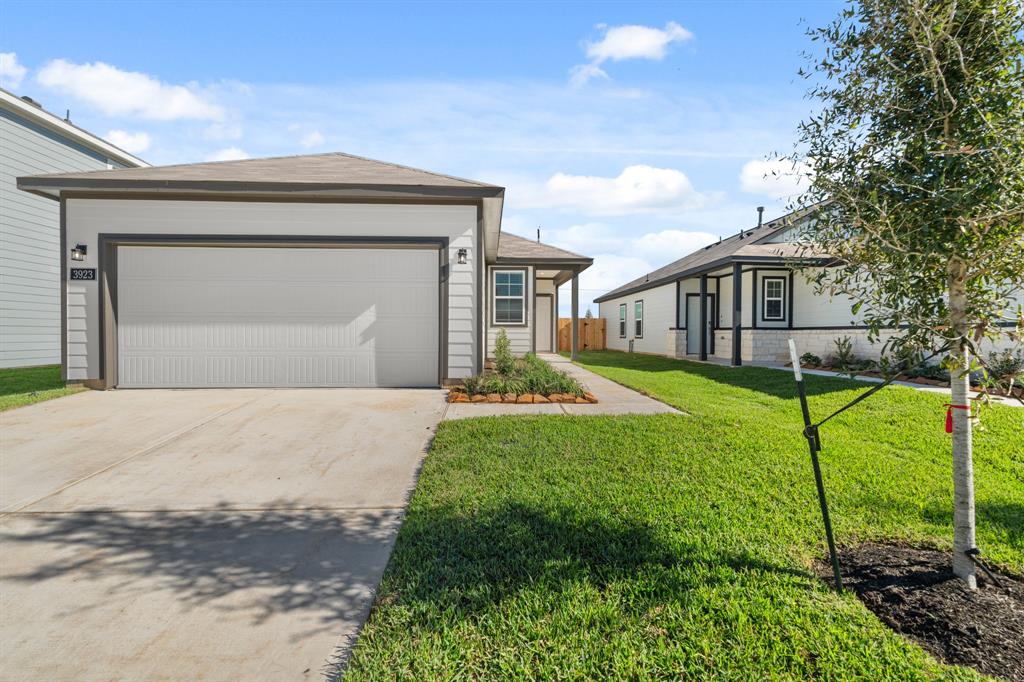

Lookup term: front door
[535,295,553,352]
[685,294,715,355]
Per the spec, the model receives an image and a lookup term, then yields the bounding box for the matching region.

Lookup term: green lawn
[345,350,1023,680]
[0,365,84,412]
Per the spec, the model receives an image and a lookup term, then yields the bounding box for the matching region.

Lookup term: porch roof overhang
[594,252,830,303]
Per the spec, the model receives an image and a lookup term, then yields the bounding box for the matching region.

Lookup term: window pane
[766,280,782,297]
[766,300,783,318]
[508,283,523,296]
[496,283,510,296]
[636,320,643,336]
[619,305,625,321]
[635,302,643,319]
[507,272,523,285]
[495,298,523,323]
[496,272,509,285]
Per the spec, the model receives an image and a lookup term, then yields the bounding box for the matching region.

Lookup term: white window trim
[634,300,644,338]
[618,303,627,338]
[492,268,527,326]
[762,276,786,321]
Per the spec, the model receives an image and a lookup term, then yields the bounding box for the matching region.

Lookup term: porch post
[570,270,579,360]
[699,273,708,361]
[732,263,742,366]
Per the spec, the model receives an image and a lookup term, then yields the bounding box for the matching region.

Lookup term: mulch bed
[819,543,1024,680]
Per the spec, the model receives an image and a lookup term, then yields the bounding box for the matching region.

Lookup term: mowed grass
[0,365,84,412]
[345,351,1023,680]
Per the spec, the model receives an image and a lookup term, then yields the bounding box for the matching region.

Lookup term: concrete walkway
[1,388,446,682]
[444,354,680,420]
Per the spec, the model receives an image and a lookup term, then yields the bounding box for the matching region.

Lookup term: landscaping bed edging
[447,387,598,404]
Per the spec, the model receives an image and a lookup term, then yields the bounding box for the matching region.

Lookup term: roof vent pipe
[537,228,541,243]
[757,206,764,229]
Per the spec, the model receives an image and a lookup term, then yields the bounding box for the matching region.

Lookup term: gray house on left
[1,87,148,368]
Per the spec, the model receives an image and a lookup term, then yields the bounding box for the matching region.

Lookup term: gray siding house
[17,153,591,388]
[1,88,147,368]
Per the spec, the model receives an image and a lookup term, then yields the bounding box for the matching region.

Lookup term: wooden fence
[558,318,606,352]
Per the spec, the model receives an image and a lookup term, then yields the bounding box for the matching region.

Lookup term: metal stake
[789,339,844,591]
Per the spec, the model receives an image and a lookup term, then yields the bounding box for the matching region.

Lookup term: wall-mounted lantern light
[457,248,468,265]
[70,243,88,261]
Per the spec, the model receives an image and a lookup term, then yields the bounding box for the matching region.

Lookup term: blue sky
[1,0,840,313]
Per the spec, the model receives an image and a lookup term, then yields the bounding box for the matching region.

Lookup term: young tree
[793,0,1024,588]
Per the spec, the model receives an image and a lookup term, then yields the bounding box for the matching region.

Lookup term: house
[596,207,1020,365]
[1,88,149,368]
[16,152,592,389]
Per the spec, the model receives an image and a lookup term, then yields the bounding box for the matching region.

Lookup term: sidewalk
[443,354,681,420]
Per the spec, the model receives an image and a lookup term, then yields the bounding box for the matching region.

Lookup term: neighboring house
[17,152,591,389]
[1,88,148,368]
[596,207,1021,365]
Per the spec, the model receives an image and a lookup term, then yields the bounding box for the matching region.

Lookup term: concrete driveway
[0,388,445,681]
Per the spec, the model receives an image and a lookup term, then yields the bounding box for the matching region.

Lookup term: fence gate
[558,318,606,352]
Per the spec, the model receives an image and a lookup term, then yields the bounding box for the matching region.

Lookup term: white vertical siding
[64,199,479,381]
[0,107,123,368]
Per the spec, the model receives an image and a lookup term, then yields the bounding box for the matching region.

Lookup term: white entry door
[685,295,715,355]
[535,296,553,352]
[117,246,439,388]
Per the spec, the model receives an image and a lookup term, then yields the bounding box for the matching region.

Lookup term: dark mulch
[820,543,1024,681]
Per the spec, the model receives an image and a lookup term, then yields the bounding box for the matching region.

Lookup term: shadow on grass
[573,350,856,399]
[379,500,812,619]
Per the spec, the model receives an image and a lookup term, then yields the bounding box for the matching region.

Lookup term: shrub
[462,351,584,397]
[800,352,822,367]
[829,336,856,373]
[493,329,515,376]
[986,349,1023,383]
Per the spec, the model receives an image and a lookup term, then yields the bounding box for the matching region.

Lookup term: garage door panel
[117,246,440,388]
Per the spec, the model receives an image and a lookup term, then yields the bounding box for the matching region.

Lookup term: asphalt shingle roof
[18,151,501,189]
[496,232,592,262]
[594,207,824,302]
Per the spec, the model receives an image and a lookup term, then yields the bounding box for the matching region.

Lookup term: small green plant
[830,336,855,374]
[493,329,515,376]
[799,352,822,367]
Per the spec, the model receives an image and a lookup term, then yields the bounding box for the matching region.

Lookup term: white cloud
[0,52,27,89]
[571,22,693,86]
[504,219,718,310]
[36,59,223,121]
[300,130,325,149]
[586,22,693,64]
[520,165,713,216]
[204,147,249,162]
[739,158,812,200]
[105,130,151,154]
[568,63,608,89]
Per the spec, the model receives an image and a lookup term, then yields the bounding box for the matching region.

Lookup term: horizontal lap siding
[65,199,479,381]
[486,265,533,357]
[0,107,119,368]
[598,282,675,356]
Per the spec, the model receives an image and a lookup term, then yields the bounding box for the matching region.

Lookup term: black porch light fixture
[457,248,468,265]
[70,243,87,261]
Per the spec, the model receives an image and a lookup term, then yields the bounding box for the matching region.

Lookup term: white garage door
[117,245,440,388]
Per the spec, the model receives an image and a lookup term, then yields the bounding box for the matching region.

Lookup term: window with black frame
[763,277,786,321]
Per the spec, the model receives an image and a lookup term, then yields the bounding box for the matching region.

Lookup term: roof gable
[19,151,499,189]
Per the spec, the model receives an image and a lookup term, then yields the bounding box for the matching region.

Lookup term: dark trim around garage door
[96,233,450,389]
